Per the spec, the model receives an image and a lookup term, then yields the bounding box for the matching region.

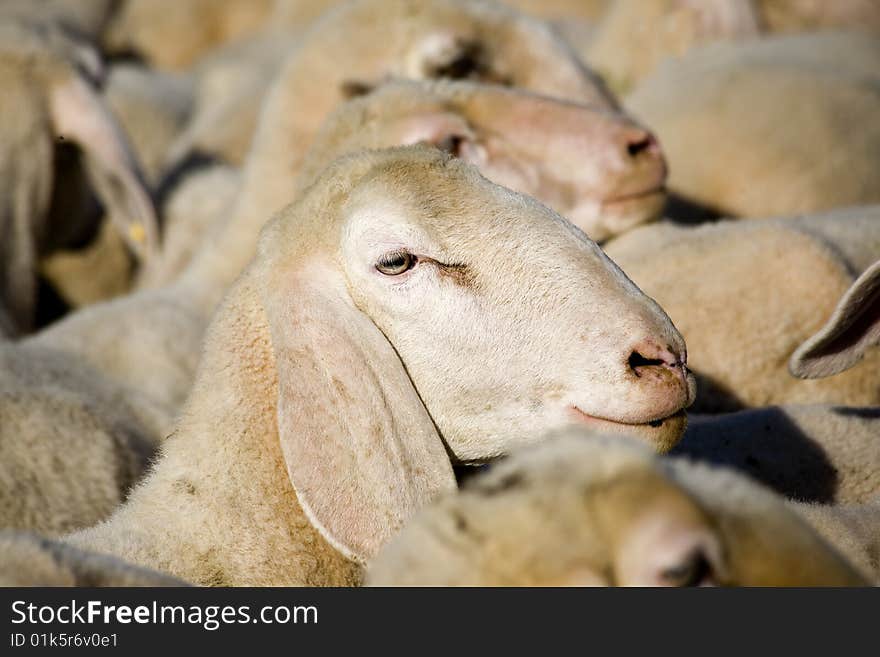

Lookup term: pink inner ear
[398,112,474,149]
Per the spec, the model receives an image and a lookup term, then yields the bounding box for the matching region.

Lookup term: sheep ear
[264,264,457,564]
[47,72,159,261]
[789,260,880,378]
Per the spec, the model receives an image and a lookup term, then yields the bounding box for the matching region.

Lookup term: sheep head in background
[300,79,667,243]
[0,19,157,335]
[790,259,880,379]
[324,0,616,108]
[70,147,694,583]
[366,430,868,586]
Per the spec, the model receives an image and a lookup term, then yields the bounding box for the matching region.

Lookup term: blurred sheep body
[0,20,157,336]
[367,431,870,586]
[0,342,170,535]
[104,0,275,71]
[67,147,695,586]
[675,405,880,504]
[625,33,880,219]
[0,531,188,586]
[587,0,880,93]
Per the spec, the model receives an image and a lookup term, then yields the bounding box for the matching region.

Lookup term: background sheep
[367,431,870,586]
[0,531,188,586]
[0,0,120,42]
[587,0,880,94]
[39,62,195,309]
[675,405,880,504]
[164,33,293,169]
[0,19,158,336]
[103,0,275,71]
[147,78,666,288]
[604,218,880,412]
[625,33,880,219]
[0,340,169,535]
[68,147,695,586]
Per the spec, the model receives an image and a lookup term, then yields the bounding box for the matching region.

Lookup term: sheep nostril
[628,351,667,376]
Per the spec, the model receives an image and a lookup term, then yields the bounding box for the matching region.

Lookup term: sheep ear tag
[789,260,880,379]
[48,71,159,261]
[264,263,456,564]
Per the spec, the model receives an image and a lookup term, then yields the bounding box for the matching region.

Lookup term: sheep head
[303,80,668,242]
[255,147,694,562]
[366,430,868,586]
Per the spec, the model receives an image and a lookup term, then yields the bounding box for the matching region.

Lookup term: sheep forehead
[339,160,573,261]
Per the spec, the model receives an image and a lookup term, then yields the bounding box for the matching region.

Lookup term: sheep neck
[67,275,360,586]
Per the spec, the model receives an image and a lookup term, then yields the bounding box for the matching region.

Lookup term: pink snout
[626,339,695,420]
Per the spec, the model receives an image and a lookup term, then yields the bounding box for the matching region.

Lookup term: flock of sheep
[0,0,879,588]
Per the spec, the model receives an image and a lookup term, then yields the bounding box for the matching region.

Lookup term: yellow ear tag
[129,224,146,243]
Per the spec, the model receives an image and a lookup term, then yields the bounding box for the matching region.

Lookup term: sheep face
[308,81,667,242]
[338,165,694,459]
[270,148,693,463]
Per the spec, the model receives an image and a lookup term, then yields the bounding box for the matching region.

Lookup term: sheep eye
[376,251,416,276]
[660,550,714,587]
[430,42,483,79]
[438,53,478,79]
[436,134,465,157]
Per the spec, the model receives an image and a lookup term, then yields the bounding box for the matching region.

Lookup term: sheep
[0,340,171,535]
[604,219,880,413]
[587,0,761,95]
[103,0,275,71]
[135,164,241,290]
[366,431,870,586]
[790,498,880,582]
[625,33,880,220]
[787,205,880,276]
[587,0,880,94]
[0,19,157,336]
[674,405,880,504]
[165,33,293,169]
[0,531,188,586]
[65,146,696,586]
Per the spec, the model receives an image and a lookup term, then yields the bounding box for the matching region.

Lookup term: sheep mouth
[569,406,688,453]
